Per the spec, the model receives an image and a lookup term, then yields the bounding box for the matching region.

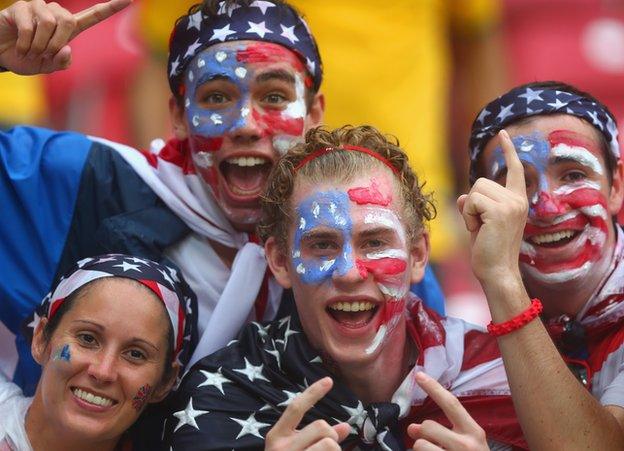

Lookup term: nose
[532,191,566,218]
[87,350,118,383]
[332,254,368,284]
[230,99,263,144]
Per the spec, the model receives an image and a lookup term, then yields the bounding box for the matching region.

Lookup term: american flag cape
[165,297,527,450]
[546,227,624,406]
[89,136,280,369]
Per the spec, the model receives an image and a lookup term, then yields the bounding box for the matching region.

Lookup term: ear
[305,92,324,129]
[31,317,50,365]
[265,236,293,289]
[608,160,624,216]
[169,95,190,140]
[409,232,430,284]
[150,361,181,404]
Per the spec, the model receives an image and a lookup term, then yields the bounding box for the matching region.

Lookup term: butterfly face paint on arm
[484,129,612,285]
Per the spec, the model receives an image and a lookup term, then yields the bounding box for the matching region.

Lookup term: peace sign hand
[457,130,529,285]
[0,0,131,75]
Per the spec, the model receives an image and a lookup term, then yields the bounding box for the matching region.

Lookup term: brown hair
[258,125,436,250]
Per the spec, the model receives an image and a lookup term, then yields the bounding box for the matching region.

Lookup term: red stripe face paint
[348,178,392,206]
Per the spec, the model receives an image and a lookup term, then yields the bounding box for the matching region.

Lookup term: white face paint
[552,143,604,175]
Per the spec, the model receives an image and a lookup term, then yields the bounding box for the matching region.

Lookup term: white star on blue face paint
[233,358,269,382]
[280,24,298,44]
[210,24,236,42]
[230,413,271,440]
[247,21,272,38]
[172,398,209,432]
[518,88,544,104]
[496,103,515,122]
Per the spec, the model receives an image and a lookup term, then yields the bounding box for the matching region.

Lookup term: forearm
[483,277,624,449]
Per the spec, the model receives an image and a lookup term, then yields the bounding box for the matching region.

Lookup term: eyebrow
[255,69,296,85]
[71,320,160,352]
[358,226,397,238]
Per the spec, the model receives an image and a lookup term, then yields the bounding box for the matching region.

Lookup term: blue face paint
[52,344,71,362]
[184,45,253,139]
[490,132,551,211]
[292,190,354,284]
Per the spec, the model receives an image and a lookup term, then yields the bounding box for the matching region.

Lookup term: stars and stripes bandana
[23,254,198,369]
[469,85,620,184]
[168,0,323,96]
[165,295,526,450]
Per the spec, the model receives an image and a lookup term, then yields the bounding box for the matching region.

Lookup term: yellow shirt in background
[291,0,499,260]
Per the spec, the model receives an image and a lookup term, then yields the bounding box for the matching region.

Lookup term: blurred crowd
[3,0,624,324]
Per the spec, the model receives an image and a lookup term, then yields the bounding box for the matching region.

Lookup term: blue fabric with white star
[165,306,409,450]
[469,85,620,183]
[168,0,322,95]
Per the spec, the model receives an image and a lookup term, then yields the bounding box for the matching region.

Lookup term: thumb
[333,422,351,442]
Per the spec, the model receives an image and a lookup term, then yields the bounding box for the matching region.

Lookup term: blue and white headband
[469,84,620,183]
[168,1,323,96]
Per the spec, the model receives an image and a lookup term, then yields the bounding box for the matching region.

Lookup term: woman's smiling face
[31,278,174,444]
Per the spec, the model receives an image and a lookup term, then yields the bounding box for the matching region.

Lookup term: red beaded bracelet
[487,299,543,337]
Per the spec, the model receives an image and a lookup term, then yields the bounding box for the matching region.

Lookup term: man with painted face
[465,81,624,448]
[165,125,526,450]
[0,0,327,392]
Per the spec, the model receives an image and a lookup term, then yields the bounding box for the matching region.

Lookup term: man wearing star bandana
[165,125,527,450]
[466,81,624,448]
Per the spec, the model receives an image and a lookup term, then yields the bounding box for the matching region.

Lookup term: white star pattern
[126,256,148,264]
[185,297,193,315]
[172,398,209,432]
[158,268,175,286]
[198,368,231,395]
[518,88,544,104]
[496,103,515,122]
[247,21,272,38]
[233,358,269,382]
[587,110,601,127]
[230,413,271,440]
[94,256,118,264]
[252,322,270,339]
[547,98,567,109]
[266,344,282,369]
[250,0,276,14]
[280,24,298,44]
[27,311,41,330]
[476,108,490,124]
[76,257,93,268]
[187,11,202,31]
[113,261,141,272]
[184,39,202,58]
[168,267,180,282]
[342,401,367,429]
[278,390,299,407]
[210,24,237,42]
[306,57,316,75]
[217,2,241,17]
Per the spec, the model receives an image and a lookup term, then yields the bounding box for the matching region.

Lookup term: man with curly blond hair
[166,125,526,450]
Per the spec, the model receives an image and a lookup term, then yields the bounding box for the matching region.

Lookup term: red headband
[294,145,400,176]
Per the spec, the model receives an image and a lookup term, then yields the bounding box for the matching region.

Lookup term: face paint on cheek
[52,344,71,362]
[131,383,153,411]
[293,192,354,284]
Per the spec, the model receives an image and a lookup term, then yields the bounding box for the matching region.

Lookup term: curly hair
[258,125,436,250]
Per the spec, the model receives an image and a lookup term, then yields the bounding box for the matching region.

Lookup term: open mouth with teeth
[71,387,117,409]
[528,229,579,247]
[219,156,272,198]
[327,301,379,329]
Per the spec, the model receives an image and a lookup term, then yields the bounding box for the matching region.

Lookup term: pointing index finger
[72,0,131,38]
[499,129,526,195]
[271,377,333,434]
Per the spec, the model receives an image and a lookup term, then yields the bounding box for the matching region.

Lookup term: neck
[527,244,617,319]
[26,393,118,451]
[337,318,413,405]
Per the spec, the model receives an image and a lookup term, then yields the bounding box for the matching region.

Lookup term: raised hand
[0,0,131,74]
[408,372,489,451]
[457,130,528,284]
[265,377,351,451]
